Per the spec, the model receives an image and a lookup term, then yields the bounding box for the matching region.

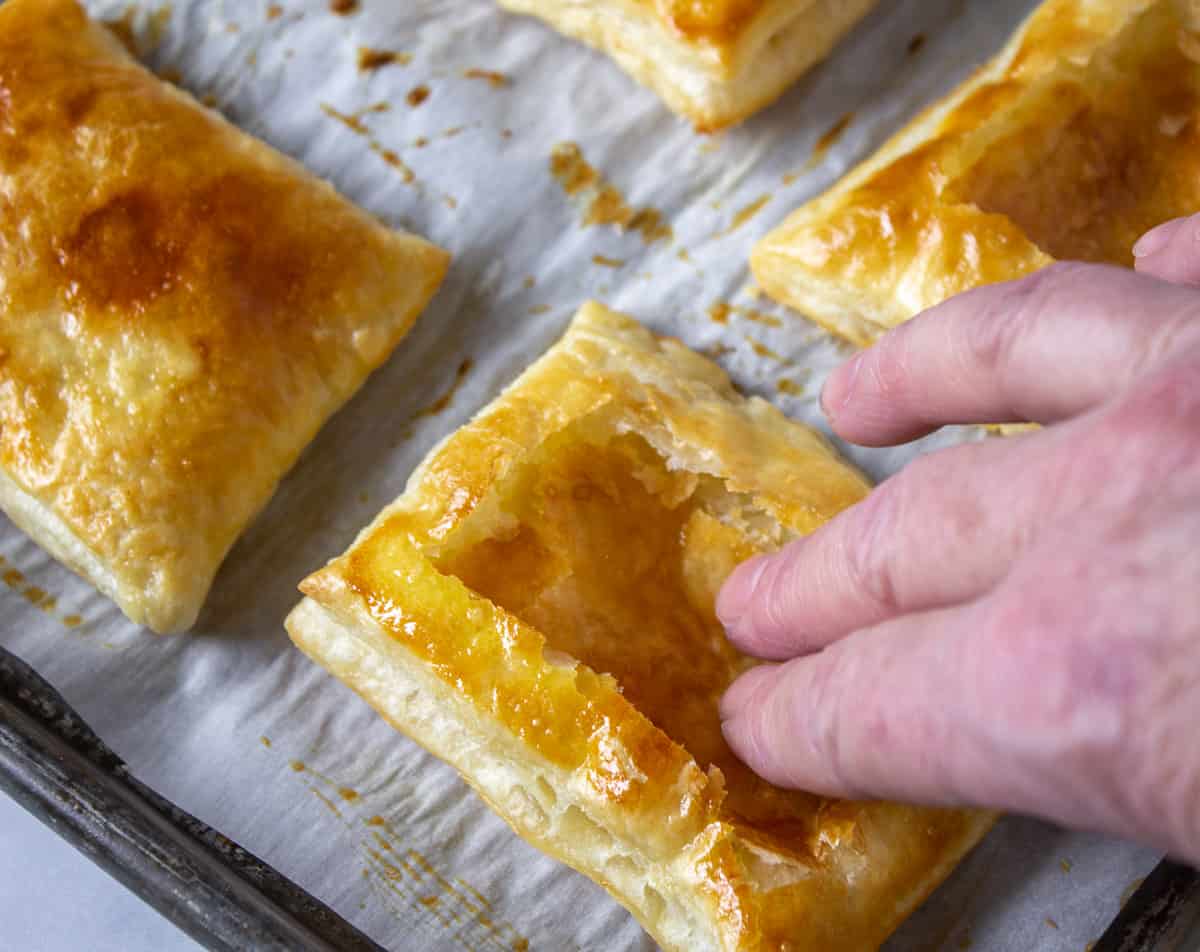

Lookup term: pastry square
[0,0,450,633]
[287,303,992,951]
[496,0,880,130]
[753,0,1200,345]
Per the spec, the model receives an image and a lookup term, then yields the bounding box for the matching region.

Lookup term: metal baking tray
[1,642,1196,951]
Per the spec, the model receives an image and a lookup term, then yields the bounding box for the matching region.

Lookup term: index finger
[821,262,1200,447]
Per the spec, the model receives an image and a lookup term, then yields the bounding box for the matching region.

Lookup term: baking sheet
[0,0,1161,948]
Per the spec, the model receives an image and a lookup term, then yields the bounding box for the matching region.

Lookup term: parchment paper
[0,1,1160,949]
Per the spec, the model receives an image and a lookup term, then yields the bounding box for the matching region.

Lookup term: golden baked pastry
[753,0,1200,345]
[0,0,449,633]
[287,302,992,951]
[496,0,880,130]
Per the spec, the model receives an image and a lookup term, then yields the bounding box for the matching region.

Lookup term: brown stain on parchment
[0,554,83,629]
[320,104,415,184]
[463,69,508,88]
[415,359,474,418]
[321,103,370,135]
[407,86,431,107]
[738,308,781,328]
[1121,876,1146,908]
[717,194,771,236]
[708,301,783,328]
[744,336,794,366]
[592,254,623,268]
[330,0,359,15]
[807,111,855,168]
[276,752,528,950]
[370,144,415,183]
[359,48,412,72]
[549,143,673,245]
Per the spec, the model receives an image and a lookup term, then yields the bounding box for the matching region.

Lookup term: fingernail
[1133,218,1184,258]
[720,664,777,722]
[721,714,752,763]
[716,554,771,633]
[821,352,863,422]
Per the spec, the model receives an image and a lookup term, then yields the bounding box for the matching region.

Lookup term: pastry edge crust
[0,466,140,627]
[751,0,1156,341]
[497,0,879,130]
[287,596,724,951]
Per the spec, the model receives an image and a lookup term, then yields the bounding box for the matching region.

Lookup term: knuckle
[960,262,1089,377]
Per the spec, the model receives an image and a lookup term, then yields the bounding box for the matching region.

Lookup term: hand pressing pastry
[496,0,879,130]
[752,0,1200,344]
[0,0,449,633]
[287,303,992,951]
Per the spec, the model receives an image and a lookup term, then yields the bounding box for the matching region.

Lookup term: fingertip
[721,668,790,787]
[716,553,770,634]
[721,658,837,793]
[720,663,779,722]
[821,333,941,447]
[820,352,864,426]
[1133,217,1185,259]
[1133,214,1200,288]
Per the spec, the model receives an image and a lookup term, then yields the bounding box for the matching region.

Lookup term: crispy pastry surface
[0,0,449,632]
[496,0,879,130]
[753,0,1200,344]
[288,303,993,951]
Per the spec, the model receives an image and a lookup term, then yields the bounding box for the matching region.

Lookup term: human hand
[717,214,1200,864]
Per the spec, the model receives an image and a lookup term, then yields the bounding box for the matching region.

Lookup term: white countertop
[0,791,201,952]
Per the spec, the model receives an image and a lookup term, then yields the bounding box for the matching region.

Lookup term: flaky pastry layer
[497,0,878,130]
[288,303,992,950]
[753,0,1200,344]
[0,0,449,632]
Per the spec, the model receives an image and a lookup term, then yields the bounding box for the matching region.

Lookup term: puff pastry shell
[496,0,880,130]
[287,303,992,951]
[0,0,449,632]
[753,0,1200,345]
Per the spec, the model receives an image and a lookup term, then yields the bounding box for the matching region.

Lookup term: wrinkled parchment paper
[0,1,1160,948]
